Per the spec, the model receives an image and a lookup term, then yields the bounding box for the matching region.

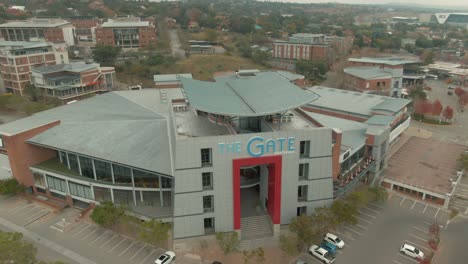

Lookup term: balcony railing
[334,158,376,199]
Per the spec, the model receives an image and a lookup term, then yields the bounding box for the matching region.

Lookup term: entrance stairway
[240,214,277,250]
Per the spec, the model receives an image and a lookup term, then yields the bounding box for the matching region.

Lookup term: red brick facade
[272,42,329,62]
[343,74,392,95]
[95,26,157,48]
[301,106,367,122]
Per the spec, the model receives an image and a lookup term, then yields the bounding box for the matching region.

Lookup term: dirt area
[386,137,466,195]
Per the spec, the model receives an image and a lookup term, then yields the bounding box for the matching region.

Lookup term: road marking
[405,240,431,251]
[345,226,364,236]
[412,226,429,235]
[118,241,138,256]
[423,221,432,226]
[11,203,35,213]
[354,215,373,224]
[422,204,428,214]
[409,234,427,242]
[17,206,41,216]
[81,226,98,240]
[398,253,420,263]
[465,208,468,215]
[109,237,126,252]
[452,200,465,205]
[393,260,404,264]
[26,209,49,220]
[368,202,385,210]
[458,183,468,188]
[100,234,118,248]
[90,231,109,245]
[435,208,440,218]
[363,206,382,214]
[344,243,350,248]
[334,230,355,241]
[400,197,407,206]
[355,224,368,230]
[72,223,90,237]
[359,210,377,219]
[410,201,417,210]
[138,249,155,264]
[130,245,146,260]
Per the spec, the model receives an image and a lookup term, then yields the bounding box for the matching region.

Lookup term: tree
[442,106,454,121]
[413,99,426,116]
[458,153,468,170]
[415,37,433,48]
[215,232,240,255]
[205,29,218,42]
[251,50,271,66]
[421,49,434,65]
[422,100,433,116]
[279,235,298,257]
[454,87,465,97]
[139,219,170,247]
[432,99,443,116]
[347,191,371,208]
[369,187,388,202]
[0,231,36,263]
[310,207,336,236]
[242,247,265,264]
[0,178,24,195]
[90,201,124,227]
[459,92,468,107]
[331,200,358,225]
[295,60,328,80]
[289,215,314,249]
[92,44,121,66]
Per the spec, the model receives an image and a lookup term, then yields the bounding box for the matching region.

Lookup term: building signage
[218,136,295,157]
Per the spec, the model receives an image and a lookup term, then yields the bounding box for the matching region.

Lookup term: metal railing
[334,159,376,199]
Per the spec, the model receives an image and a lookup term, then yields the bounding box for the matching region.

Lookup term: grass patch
[412,114,451,125]
[0,94,61,116]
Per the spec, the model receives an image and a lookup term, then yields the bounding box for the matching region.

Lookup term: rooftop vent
[236,69,260,78]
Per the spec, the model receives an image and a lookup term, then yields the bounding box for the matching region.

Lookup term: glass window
[69,182,92,200]
[94,160,112,182]
[299,163,309,179]
[133,169,159,188]
[299,141,310,157]
[59,151,67,165]
[113,189,134,206]
[140,191,160,207]
[201,148,212,166]
[79,156,94,179]
[113,164,132,186]
[161,177,172,188]
[93,186,111,202]
[68,153,79,173]
[298,185,307,201]
[46,175,67,193]
[202,172,213,190]
[203,195,214,212]
[33,172,46,187]
[204,217,214,228]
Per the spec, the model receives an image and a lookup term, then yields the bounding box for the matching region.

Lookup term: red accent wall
[232,155,282,229]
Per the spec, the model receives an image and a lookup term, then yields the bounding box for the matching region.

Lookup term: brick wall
[44,28,65,43]
[2,121,60,187]
[343,73,392,95]
[95,28,115,46]
[301,106,367,122]
[138,27,157,48]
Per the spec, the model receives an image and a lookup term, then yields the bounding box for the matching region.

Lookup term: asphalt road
[433,216,468,264]
[169,29,185,59]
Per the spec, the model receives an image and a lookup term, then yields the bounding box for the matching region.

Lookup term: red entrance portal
[232,155,282,229]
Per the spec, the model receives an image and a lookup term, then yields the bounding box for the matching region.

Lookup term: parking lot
[293,193,449,264]
[450,176,468,216]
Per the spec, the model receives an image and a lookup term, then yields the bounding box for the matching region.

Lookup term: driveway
[169,29,185,59]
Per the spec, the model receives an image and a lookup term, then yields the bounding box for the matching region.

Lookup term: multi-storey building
[30,62,115,103]
[69,16,103,43]
[432,13,468,28]
[0,70,410,241]
[0,41,69,95]
[273,33,330,62]
[0,18,75,46]
[95,17,157,49]
[343,67,393,95]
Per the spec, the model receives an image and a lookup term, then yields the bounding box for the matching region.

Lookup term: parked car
[448,85,457,90]
[400,244,424,259]
[212,262,222,264]
[448,91,453,96]
[320,241,338,255]
[324,233,345,248]
[155,251,176,264]
[308,245,335,264]
[295,261,307,264]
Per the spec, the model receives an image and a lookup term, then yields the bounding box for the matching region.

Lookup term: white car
[324,233,345,249]
[155,251,176,264]
[308,245,335,264]
[400,244,424,259]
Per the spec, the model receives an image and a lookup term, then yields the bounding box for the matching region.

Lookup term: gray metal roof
[180,72,319,117]
[0,41,51,50]
[343,67,392,80]
[307,86,411,116]
[153,73,193,83]
[0,92,172,175]
[32,62,99,74]
[276,70,304,81]
[101,20,149,28]
[348,57,418,66]
[0,19,70,28]
[365,115,395,126]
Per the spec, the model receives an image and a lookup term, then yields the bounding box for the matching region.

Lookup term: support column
[159,175,163,207]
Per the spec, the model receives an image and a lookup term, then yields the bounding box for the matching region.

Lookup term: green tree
[279,234,298,257]
[242,247,265,264]
[347,190,371,208]
[251,50,271,65]
[289,215,314,249]
[205,29,218,42]
[310,207,336,235]
[369,187,389,202]
[92,45,121,66]
[458,153,468,170]
[331,200,358,225]
[90,201,124,227]
[415,37,433,49]
[0,178,24,195]
[295,60,328,80]
[215,232,240,255]
[0,231,36,263]
[139,220,170,247]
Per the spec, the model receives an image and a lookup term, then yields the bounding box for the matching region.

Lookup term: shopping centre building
[0,70,411,240]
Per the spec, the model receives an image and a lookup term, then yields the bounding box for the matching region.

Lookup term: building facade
[95,17,157,49]
[433,13,468,28]
[0,41,69,95]
[0,71,410,241]
[343,67,393,95]
[69,16,102,43]
[30,62,116,103]
[0,18,75,46]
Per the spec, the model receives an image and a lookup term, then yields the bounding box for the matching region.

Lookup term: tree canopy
[92,45,121,66]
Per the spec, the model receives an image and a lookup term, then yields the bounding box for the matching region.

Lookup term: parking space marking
[398,253,420,263]
[90,230,109,245]
[393,260,404,264]
[81,226,99,240]
[358,210,377,219]
[72,223,91,237]
[412,226,429,235]
[354,215,373,224]
[118,241,138,256]
[100,234,119,248]
[345,226,364,236]
[17,205,41,216]
[138,249,155,264]
[423,221,432,226]
[410,201,417,210]
[355,224,368,230]
[400,197,407,206]
[334,230,355,241]
[405,240,430,251]
[344,243,350,248]
[26,209,49,220]
[9,202,32,213]
[422,204,428,214]
[130,245,146,260]
[368,202,385,210]
[434,208,440,218]
[362,206,382,214]
[465,208,468,215]
[109,237,126,252]
[452,200,465,205]
[409,234,427,242]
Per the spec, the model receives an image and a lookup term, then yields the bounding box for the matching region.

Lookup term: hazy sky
[257,0,468,8]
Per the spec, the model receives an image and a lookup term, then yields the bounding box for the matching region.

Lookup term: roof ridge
[61,119,164,125]
[112,91,167,119]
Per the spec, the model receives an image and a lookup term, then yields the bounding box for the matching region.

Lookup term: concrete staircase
[239,214,278,250]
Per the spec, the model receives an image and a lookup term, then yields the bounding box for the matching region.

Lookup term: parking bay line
[354,215,373,224]
[334,230,355,241]
[11,203,35,214]
[368,202,385,210]
[393,260,404,264]
[355,224,368,230]
[410,200,417,210]
[9,202,33,213]
[412,226,429,235]
[422,204,428,214]
[345,226,364,236]
[130,245,146,260]
[434,208,440,218]
[398,253,420,263]
[358,210,377,219]
[17,206,41,217]
[139,249,156,264]
[72,223,91,237]
[400,196,407,206]
[81,226,99,240]
[26,209,49,221]
[109,237,127,252]
[362,206,382,214]
[118,241,138,256]
[409,233,427,242]
[90,231,109,245]
[405,240,431,251]
[100,234,119,248]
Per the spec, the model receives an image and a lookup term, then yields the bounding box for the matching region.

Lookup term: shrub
[138,220,170,247]
[369,186,389,202]
[215,231,240,255]
[90,201,124,227]
[0,178,24,195]
[450,209,459,219]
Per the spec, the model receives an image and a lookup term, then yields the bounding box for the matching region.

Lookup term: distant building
[95,17,157,49]
[0,41,69,95]
[30,62,116,103]
[432,13,468,28]
[343,67,393,95]
[188,21,199,32]
[0,18,75,46]
[7,6,27,16]
[154,73,192,89]
[272,33,329,62]
[69,16,103,43]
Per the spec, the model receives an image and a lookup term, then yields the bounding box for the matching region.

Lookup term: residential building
[0,18,75,46]
[0,70,410,241]
[95,17,157,49]
[0,41,69,95]
[69,16,103,43]
[30,62,116,103]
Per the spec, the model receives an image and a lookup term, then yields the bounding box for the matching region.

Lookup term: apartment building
[69,16,103,43]
[0,18,75,46]
[95,17,157,49]
[0,41,69,95]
